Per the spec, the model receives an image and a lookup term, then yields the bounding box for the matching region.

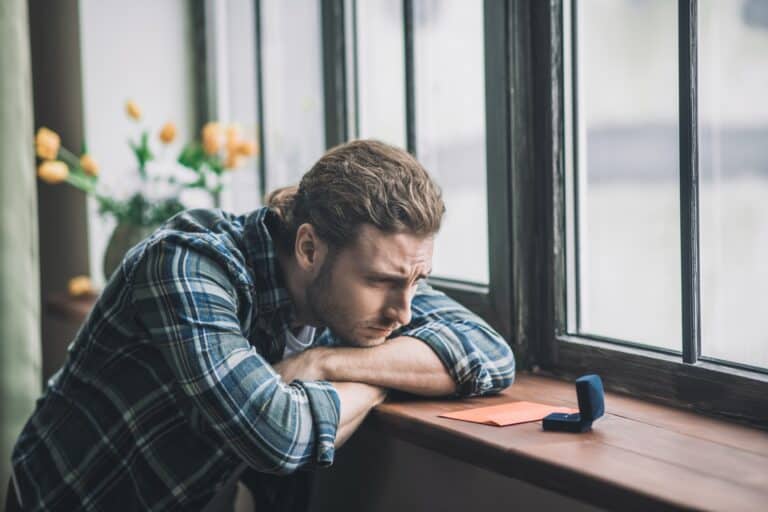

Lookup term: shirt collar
[242,207,296,332]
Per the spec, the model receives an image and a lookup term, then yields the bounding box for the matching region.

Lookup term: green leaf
[178,142,206,172]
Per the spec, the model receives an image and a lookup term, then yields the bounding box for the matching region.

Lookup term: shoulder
[124,209,252,291]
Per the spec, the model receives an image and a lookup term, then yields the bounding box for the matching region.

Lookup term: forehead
[344,224,433,273]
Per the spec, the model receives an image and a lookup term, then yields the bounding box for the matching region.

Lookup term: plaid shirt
[11,207,515,511]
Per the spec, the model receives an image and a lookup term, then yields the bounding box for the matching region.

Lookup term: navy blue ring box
[542,374,605,433]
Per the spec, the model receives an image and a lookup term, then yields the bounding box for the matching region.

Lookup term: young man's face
[306,225,433,347]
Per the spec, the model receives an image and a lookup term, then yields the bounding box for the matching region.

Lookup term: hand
[273,347,328,383]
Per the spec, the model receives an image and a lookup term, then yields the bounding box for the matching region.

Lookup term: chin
[347,332,388,348]
[364,337,388,347]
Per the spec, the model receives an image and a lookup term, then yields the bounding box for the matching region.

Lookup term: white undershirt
[282,325,316,358]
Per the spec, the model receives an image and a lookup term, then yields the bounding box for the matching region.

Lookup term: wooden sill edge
[366,374,768,512]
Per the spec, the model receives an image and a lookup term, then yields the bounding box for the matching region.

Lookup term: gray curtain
[0,0,42,503]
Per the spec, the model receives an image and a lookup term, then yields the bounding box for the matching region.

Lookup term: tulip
[80,154,99,177]
[224,151,243,170]
[35,127,61,160]
[159,122,177,144]
[236,140,258,157]
[37,160,69,184]
[68,275,95,297]
[226,124,241,150]
[202,122,222,155]
[125,100,142,121]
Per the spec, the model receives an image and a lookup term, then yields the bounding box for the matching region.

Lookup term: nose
[385,287,412,328]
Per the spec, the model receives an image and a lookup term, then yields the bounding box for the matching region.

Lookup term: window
[204,0,262,214]
[412,0,489,284]
[80,0,200,287]
[548,0,767,426]
[354,0,407,149]
[349,0,491,285]
[206,0,767,424]
[260,0,326,190]
[699,0,768,369]
[567,0,681,351]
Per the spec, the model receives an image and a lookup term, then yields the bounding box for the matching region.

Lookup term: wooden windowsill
[369,374,768,511]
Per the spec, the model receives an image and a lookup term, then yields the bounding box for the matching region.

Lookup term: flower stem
[58,146,81,168]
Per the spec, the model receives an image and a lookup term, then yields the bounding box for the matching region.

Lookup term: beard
[305,251,350,342]
[304,252,388,347]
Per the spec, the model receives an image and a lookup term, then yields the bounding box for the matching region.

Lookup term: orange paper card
[439,401,577,427]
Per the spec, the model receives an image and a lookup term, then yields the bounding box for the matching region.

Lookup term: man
[10,140,515,510]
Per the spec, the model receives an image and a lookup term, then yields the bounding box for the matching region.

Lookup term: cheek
[328,277,384,319]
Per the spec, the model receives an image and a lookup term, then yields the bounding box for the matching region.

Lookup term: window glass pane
[573,0,681,350]
[699,0,768,368]
[218,0,262,214]
[413,0,488,283]
[261,0,325,190]
[356,0,406,148]
[79,0,198,287]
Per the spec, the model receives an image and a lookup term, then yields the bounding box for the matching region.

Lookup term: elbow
[461,337,516,397]
[493,340,517,390]
[236,383,329,475]
[239,430,316,476]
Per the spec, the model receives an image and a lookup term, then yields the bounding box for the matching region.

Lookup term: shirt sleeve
[396,281,516,397]
[130,239,340,474]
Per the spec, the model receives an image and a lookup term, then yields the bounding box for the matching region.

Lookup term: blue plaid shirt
[11,207,515,511]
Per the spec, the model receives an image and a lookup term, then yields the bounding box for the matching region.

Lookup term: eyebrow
[367,269,432,282]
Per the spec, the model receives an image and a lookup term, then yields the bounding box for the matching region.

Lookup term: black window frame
[534,0,767,428]
[209,0,767,427]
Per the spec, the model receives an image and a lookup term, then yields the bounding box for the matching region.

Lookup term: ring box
[542,374,605,433]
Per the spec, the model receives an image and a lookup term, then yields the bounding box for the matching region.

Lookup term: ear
[294,223,327,273]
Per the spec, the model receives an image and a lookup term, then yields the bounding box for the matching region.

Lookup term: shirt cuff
[293,380,341,466]
[399,321,496,396]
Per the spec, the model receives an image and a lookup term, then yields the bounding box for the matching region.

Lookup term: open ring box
[542,374,605,433]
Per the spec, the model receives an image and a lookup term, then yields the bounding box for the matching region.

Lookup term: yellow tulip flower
[224,151,243,170]
[37,160,69,184]
[125,100,142,121]
[35,127,61,160]
[68,275,95,297]
[159,122,177,144]
[236,140,258,157]
[80,154,99,177]
[226,124,241,149]
[202,122,222,155]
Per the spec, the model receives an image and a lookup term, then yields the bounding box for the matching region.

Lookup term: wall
[28,0,91,381]
[309,424,604,512]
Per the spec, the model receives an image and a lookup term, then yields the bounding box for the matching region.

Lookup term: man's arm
[132,240,346,474]
[332,382,387,447]
[278,282,515,397]
[322,337,457,396]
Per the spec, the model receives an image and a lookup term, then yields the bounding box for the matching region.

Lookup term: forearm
[322,336,457,397]
[332,381,387,448]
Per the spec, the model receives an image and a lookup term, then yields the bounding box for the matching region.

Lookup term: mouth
[367,326,393,336]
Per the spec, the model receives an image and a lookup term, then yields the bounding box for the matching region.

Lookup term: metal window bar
[678,0,701,364]
[253,0,267,199]
[345,0,360,140]
[403,0,416,156]
[321,0,348,148]
[568,0,585,335]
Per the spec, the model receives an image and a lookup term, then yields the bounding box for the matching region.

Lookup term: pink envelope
[439,401,577,427]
